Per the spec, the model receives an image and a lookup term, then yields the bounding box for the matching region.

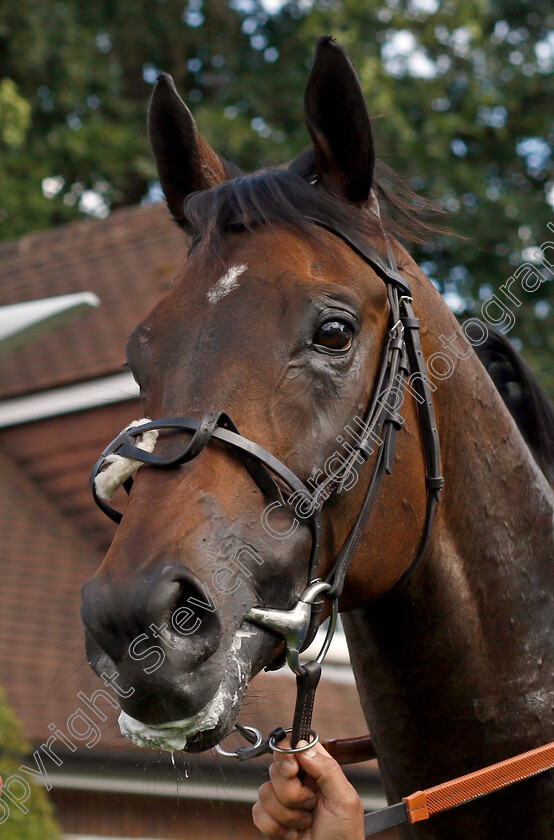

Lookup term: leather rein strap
[364,740,554,835]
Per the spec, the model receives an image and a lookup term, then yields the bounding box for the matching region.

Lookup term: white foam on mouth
[207,263,248,303]
[118,628,256,752]
[119,685,227,751]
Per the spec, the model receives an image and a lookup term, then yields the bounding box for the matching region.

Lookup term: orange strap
[403,741,554,823]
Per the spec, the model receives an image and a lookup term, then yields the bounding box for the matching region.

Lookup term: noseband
[90,215,443,759]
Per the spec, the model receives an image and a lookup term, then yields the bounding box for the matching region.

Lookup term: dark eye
[313,319,355,353]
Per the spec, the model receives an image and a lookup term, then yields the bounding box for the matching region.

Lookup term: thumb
[296,740,358,805]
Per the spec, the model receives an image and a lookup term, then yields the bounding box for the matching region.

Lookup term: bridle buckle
[389,319,404,338]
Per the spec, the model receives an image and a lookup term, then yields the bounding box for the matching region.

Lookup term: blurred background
[0,0,552,838]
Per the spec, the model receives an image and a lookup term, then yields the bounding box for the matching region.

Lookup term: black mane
[475,330,554,486]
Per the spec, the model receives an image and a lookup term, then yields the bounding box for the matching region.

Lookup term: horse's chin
[118,645,249,753]
[118,708,238,753]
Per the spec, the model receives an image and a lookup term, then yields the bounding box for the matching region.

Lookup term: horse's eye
[313,319,354,353]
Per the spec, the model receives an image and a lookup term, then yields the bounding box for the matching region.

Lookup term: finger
[269,737,318,809]
[251,800,300,840]
[271,737,300,778]
[269,761,318,810]
[258,782,314,831]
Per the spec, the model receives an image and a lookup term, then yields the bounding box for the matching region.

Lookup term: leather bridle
[91,215,442,655]
[90,216,443,753]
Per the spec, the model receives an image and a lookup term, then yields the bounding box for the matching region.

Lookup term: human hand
[252,738,365,840]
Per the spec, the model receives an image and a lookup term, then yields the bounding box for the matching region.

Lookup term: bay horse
[81,37,554,838]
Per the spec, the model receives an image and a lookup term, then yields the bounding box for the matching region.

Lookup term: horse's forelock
[182,167,382,263]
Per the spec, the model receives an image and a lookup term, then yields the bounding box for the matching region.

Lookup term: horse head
[81,37,435,754]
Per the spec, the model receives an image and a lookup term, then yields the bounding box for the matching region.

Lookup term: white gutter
[64,836,199,840]
[50,770,386,811]
[0,371,139,428]
[65,836,185,840]
[48,770,264,803]
[0,292,100,358]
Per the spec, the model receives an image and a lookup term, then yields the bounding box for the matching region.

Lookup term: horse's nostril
[166,571,222,658]
[81,565,223,670]
[138,565,222,667]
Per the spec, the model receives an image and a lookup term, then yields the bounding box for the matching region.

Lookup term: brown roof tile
[0,447,107,745]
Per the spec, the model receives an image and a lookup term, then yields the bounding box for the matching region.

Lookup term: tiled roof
[0,203,185,400]
[0,447,107,745]
[1,400,139,555]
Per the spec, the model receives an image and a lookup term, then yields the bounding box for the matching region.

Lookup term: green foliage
[0,687,62,839]
[0,0,551,389]
[0,79,31,147]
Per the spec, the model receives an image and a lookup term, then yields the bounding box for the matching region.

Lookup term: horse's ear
[148,72,229,227]
[303,36,375,205]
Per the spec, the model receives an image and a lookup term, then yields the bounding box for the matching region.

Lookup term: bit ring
[215,724,263,758]
[268,728,319,754]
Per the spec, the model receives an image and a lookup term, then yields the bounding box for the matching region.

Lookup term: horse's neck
[343,273,554,834]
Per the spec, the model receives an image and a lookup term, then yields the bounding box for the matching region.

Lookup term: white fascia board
[0,292,100,358]
[0,371,139,428]
[48,770,263,802]
[64,836,192,840]
[64,836,178,840]
[51,771,386,811]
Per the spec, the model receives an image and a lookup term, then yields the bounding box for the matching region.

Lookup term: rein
[89,216,553,835]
